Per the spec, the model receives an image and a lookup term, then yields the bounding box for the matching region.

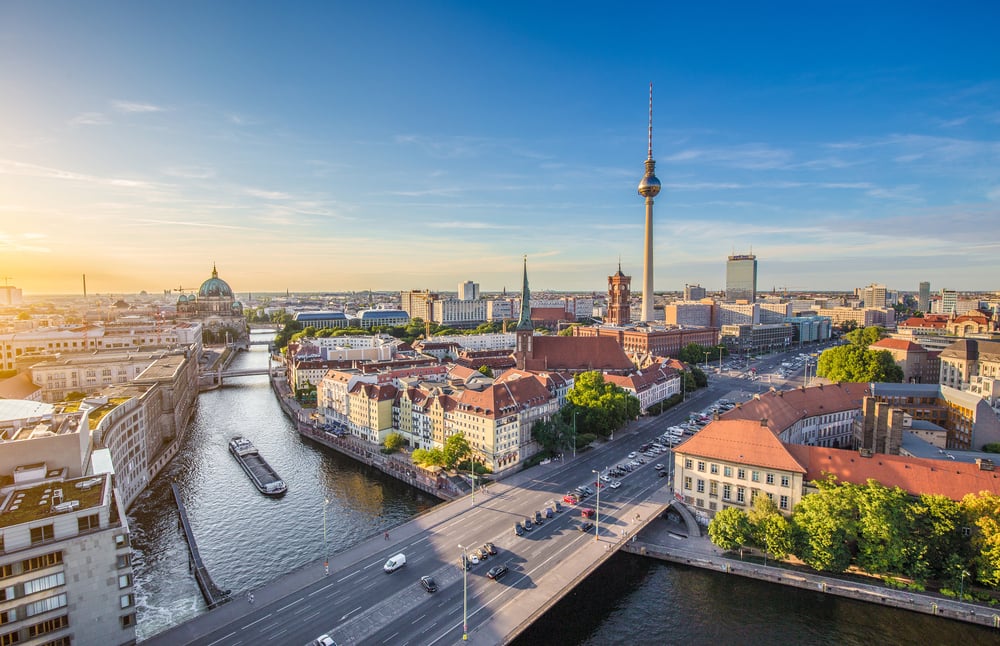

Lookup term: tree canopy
[564,371,640,438]
[442,432,472,469]
[816,326,903,383]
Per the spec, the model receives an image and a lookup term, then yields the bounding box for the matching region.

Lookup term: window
[0,629,20,645]
[0,587,12,603]
[723,484,731,500]
[78,514,100,532]
[697,461,706,472]
[709,481,718,497]
[25,593,66,617]
[683,476,692,491]
[696,479,705,493]
[737,468,746,480]
[766,473,774,485]
[120,593,134,609]
[118,574,131,589]
[21,552,61,573]
[780,495,789,510]
[780,475,790,488]
[26,614,67,638]
[684,459,693,469]
[723,466,733,478]
[117,554,131,569]
[710,464,719,475]
[0,609,16,625]
[736,487,746,504]
[23,572,64,595]
[0,565,10,580]
[120,613,136,628]
[751,471,760,483]
[30,525,54,545]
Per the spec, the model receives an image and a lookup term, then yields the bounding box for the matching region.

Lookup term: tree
[844,326,886,346]
[411,447,445,468]
[443,433,472,470]
[477,365,494,378]
[690,365,708,388]
[532,417,574,456]
[791,476,858,573]
[961,491,1000,587]
[383,432,406,453]
[708,507,753,553]
[565,372,640,438]
[909,494,967,581]
[748,495,794,560]
[855,481,912,575]
[816,345,903,383]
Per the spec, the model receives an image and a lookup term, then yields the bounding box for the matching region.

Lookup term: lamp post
[322,498,331,576]
[572,411,578,459]
[458,544,468,640]
[469,453,476,507]
[718,345,725,372]
[960,569,969,598]
[592,469,601,541]
[703,350,710,369]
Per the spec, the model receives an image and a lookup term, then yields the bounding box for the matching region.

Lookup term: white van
[383,553,406,573]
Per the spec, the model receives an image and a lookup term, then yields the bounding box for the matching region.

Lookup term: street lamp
[469,453,476,507]
[458,544,469,640]
[592,469,601,541]
[960,569,969,598]
[704,350,710,369]
[718,345,725,372]
[572,411,578,459]
[322,498,332,576]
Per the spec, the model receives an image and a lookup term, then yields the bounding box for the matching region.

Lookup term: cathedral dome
[198,264,234,298]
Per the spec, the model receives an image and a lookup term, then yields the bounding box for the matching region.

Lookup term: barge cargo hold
[228,437,287,496]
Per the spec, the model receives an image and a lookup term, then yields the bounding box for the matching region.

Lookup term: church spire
[212,262,218,279]
[516,256,532,331]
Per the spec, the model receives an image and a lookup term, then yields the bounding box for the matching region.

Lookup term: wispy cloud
[163,166,216,179]
[69,112,110,126]
[662,144,794,169]
[0,159,161,191]
[243,188,292,200]
[112,100,166,113]
[425,221,517,230]
[0,231,51,254]
[133,217,261,231]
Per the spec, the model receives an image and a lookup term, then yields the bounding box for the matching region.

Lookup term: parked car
[545,507,554,519]
[581,507,595,519]
[523,518,533,531]
[420,576,438,592]
[534,511,544,525]
[483,542,497,555]
[563,493,579,504]
[580,521,594,533]
[609,480,621,488]
[487,564,508,580]
[514,523,524,536]
[311,636,337,646]
[469,552,480,565]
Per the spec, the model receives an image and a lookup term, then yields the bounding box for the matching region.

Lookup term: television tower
[638,83,661,323]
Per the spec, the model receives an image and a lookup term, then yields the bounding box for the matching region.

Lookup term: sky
[1,2,999,297]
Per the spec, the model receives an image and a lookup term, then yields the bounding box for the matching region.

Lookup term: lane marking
[243,613,272,628]
[276,598,303,612]
[309,582,337,596]
[337,570,360,582]
[206,632,236,646]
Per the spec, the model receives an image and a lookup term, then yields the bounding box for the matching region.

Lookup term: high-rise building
[725,254,757,303]
[607,264,631,327]
[638,83,661,322]
[940,289,958,315]
[458,281,479,301]
[684,284,706,301]
[918,281,930,312]
[400,289,437,321]
[860,284,888,309]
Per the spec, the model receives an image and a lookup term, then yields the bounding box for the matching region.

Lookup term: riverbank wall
[622,528,1000,631]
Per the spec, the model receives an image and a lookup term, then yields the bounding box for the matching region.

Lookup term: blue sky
[1,1,998,296]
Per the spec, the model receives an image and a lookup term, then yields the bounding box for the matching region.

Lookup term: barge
[228,437,287,496]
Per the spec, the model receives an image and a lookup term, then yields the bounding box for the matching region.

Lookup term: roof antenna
[647,82,654,160]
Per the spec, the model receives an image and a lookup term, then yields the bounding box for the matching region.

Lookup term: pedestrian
[248,592,254,604]
[384,531,389,540]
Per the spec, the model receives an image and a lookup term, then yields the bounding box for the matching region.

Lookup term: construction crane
[173,286,195,294]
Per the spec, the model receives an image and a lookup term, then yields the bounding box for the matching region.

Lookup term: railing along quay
[171,484,231,609]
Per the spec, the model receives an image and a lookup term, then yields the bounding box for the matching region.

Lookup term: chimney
[760,417,768,427]
[859,448,874,458]
[976,458,995,471]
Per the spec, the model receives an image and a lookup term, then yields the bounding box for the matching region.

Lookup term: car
[420,575,438,592]
[311,636,337,646]
[514,522,524,536]
[654,463,664,470]
[628,452,637,459]
[473,547,488,561]
[461,554,471,570]
[563,493,578,504]
[483,542,497,555]
[581,507,595,518]
[594,481,604,488]
[545,507,554,519]
[600,474,611,482]
[609,480,621,488]
[487,564,508,580]
[584,486,595,495]
[534,511,544,525]
[580,521,594,533]
[658,470,669,477]
[523,518,533,531]
[469,553,480,565]
[552,501,563,512]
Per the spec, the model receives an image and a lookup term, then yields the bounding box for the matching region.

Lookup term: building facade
[606,266,631,327]
[725,254,758,303]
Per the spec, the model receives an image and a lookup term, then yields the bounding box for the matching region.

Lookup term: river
[129,334,997,644]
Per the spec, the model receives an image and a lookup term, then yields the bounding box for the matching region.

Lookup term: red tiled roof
[721,383,870,434]
[675,419,807,473]
[901,317,946,329]
[521,336,633,373]
[870,338,925,352]
[785,445,1000,500]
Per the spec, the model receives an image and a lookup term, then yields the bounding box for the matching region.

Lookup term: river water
[130,335,997,644]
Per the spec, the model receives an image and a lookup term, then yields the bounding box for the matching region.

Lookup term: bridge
[198,364,284,388]
[143,409,695,646]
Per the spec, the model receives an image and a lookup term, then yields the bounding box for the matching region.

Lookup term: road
[147,357,820,646]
